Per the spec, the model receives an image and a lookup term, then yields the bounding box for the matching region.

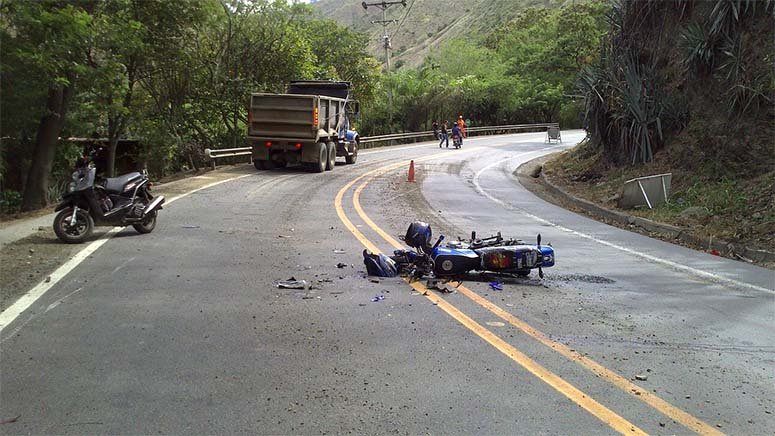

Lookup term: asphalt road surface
[1,131,773,434]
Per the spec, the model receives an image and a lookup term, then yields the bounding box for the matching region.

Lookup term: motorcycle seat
[104,172,143,193]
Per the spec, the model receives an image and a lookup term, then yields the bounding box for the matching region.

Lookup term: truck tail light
[265,141,272,148]
[294,143,302,150]
[313,107,319,127]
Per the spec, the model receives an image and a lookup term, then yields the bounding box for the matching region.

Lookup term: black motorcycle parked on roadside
[53,156,165,244]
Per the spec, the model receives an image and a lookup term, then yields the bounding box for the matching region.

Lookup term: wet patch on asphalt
[548,274,616,284]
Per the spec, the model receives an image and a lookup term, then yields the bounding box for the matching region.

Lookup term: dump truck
[247,81,360,172]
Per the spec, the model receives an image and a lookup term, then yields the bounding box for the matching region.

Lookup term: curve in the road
[335,154,650,436]
[0,151,427,335]
[472,156,772,294]
[340,150,724,436]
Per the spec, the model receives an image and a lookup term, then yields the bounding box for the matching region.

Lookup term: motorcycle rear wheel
[133,212,157,234]
[54,208,94,244]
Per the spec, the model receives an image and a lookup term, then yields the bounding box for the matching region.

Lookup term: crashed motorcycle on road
[377,221,555,280]
[53,155,165,244]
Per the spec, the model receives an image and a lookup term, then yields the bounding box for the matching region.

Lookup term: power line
[361,0,407,72]
[394,0,415,36]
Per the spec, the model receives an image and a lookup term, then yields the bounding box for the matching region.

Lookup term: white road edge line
[473,154,773,294]
[0,173,253,332]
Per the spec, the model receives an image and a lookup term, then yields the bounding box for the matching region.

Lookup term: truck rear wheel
[345,141,358,164]
[325,141,336,171]
[308,142,326,173]
[254,160,270,170]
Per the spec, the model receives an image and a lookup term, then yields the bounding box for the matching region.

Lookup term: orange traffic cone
[407,160,415,182]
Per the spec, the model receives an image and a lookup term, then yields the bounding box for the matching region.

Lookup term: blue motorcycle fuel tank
[432,246,480,275]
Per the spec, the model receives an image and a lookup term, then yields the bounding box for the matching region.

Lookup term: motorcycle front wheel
[53,208,94,244]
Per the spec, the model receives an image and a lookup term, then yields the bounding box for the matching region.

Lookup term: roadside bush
[1,190,23,214]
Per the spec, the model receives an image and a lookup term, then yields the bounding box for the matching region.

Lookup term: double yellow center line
[335,148,723,435]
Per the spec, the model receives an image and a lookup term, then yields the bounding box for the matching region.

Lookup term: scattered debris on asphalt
[278,235,292,239]
[489,281,503,291]
[336,262,347,269]
[371,295,385,302]
[426,279,454,293]
[485,321,505,327]
[369,278,380,283]
[634,374,648,381]
[333,249,346,254]
[182,225,200,229]
[0,415,20,425]
[275,277,308,289]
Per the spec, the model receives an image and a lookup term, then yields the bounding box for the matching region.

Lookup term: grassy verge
[543,140,775,252]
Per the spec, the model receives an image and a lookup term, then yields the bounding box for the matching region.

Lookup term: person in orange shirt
[457,115,467,138]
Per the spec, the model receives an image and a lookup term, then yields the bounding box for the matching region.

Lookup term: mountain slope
[312,0,574,68]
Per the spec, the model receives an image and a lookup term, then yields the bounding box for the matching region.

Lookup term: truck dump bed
[248,94,317,140]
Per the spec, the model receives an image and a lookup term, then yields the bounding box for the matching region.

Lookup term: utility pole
[362,1,406,73]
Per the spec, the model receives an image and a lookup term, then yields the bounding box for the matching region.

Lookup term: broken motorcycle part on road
[275,277,308,289]
[363,249,398,277]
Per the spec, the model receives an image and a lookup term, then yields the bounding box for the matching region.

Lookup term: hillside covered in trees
[545,0,775,252]
[1,0,608,214]
[2,0,771,244]
[312,0,579,68]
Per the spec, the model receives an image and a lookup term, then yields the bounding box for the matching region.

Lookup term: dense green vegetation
[1,0,380,211]
[549,0,775,251]
[0,0,607,213]
[360,2,608,135]
[579,0,774,168]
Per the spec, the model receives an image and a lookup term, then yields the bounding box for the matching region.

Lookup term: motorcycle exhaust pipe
[143,195,166,217]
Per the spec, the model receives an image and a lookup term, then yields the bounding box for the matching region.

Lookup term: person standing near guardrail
[438,121,449,148]
[432,120,439,140]
[457,115,467,138]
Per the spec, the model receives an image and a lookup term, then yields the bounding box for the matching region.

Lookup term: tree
[1,0,95,211]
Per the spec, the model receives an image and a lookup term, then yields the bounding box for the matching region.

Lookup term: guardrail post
[204,148,215,170]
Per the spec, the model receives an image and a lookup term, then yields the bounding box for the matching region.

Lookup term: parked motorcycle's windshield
[73,167,95,191]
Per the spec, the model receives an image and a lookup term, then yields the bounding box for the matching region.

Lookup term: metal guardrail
[359,122,559,147]
[205,147,252,169]
[204,122,560,167]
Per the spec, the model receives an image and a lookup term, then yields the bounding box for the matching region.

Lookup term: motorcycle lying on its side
[389,221,555,280]
[53,155,165,243]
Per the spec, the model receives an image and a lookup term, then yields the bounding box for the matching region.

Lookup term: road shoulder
[0,164,255,314]
[516,154,775,269]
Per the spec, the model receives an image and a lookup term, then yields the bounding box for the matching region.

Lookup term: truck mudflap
[252,145,270,161]
[301,141,325,163]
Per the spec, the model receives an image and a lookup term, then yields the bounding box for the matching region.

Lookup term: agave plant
[679,23,716,75]
[611,59,663,164]
[708,0,773,38]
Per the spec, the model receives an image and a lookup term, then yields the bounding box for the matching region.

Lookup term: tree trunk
[21,74,75,211]
[107,114,119,177]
